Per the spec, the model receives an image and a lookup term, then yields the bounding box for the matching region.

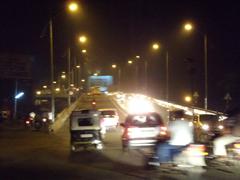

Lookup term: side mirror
[120,123,125,127]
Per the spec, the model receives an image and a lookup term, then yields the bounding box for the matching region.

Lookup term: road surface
[0,94,239,180]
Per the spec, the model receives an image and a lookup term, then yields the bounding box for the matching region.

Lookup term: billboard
[0,54,32,79]
[88,76,113,92]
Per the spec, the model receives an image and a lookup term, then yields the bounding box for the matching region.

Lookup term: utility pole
[49,18,55,121]
[68,47,71,106]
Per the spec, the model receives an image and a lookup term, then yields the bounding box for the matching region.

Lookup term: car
[98,108,119,131]
[120,112,166,151]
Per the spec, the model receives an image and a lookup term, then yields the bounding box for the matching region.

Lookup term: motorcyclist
[213,112,240,157]
[155,110,194,166]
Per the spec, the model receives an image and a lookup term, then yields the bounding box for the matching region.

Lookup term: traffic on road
[1,92,240,179]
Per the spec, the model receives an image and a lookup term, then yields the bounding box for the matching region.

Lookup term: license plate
[80,134,93,138]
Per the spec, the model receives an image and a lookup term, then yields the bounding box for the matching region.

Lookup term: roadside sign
[0,54,32,79]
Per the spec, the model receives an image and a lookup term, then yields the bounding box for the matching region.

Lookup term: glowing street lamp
[185,96,192,103]
[81,79,85,82]
[13,91,24,120]
[36,91,41,95]
[61,74,66,79]
[55,88,60,92]
[76,65,80,69]
[151,42,169,100]
[183,22,208,109]
[128,60,133,64]
[43,85,47,89]
[152,43,160,50]
[68,1,79,12]
[49,0,79,122]
[112,64,117,69]
[136,55,140,59]
[184,23,193,31]
[81,49,87,54]
[79,36,87,44]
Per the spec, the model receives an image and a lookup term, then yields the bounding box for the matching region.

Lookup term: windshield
[78,118,94,126]
[125,113,163,127]
[101,110,116,116]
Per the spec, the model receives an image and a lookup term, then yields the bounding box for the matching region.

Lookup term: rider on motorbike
[213,112,240,157]
[155,110,194,166]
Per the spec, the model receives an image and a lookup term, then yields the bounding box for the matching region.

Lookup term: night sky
[0,0,240,111]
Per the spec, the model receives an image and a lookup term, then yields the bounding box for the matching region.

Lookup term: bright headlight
[127,97,154,114]
[218,125,224,130]
[202,124,209,131]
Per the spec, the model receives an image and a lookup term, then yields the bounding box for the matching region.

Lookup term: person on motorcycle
[155,110,194,165]
[213,113,240,157]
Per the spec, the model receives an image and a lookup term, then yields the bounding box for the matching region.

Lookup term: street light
[184,23,193,31]
[49,1,79,121]
[128,60,133,64]
[184,22,208,109]
[13,92,24,120]
[152,43,160,50]
[152,42,169,101]
[61,74,66,79]
[68,1,79,12]
[79,35,87,44]
[111,64,121,90]
[81,49,87,54]
[43,85,47,89]
[184,95,192,103]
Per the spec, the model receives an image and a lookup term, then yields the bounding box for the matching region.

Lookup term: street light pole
[49,18,55,121]
[144,60,148,92]
[166,51,169,101]
[118,68,121,90]
[204,34,208,109]
[68,47,71,106]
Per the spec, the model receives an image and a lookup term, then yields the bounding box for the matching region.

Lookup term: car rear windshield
[101,110,116,116]
[126,113,163,127]
[78,118,94,126]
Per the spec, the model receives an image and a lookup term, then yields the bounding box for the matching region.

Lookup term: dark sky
[1,0,240,111]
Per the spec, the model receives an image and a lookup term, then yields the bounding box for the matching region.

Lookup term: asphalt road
[0,94,240,180]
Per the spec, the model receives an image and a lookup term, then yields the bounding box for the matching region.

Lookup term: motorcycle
[205,139,240,169]
[24,113,51,132]
[146,143,207,169]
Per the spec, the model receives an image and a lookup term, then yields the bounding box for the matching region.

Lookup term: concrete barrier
[52,98,80,132]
